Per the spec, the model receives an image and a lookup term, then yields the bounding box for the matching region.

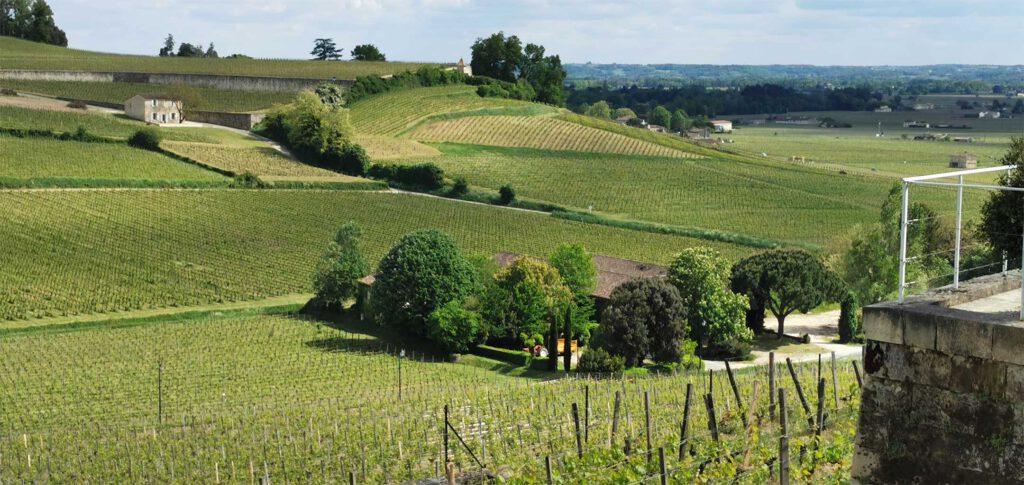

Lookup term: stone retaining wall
[0,69,353,93]
[853,271,1024,484]
[189,111,267,130]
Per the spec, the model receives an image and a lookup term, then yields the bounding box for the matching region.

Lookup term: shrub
[372,230,479,334]
[127,128,161,151]
[324,142,370,176]
[577,348,625,374]
[449,176,469,197]
[839,291,862,343]
[232,172,268,188]
[253,109,289,143]
[427,300,482,354]
[368,163,444,190]
[498,185,516,205]
[67,100,88,110]
[0,88,17,96]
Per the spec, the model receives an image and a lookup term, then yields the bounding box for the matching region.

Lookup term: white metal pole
[898,182,910,303]
[954,175,963,289]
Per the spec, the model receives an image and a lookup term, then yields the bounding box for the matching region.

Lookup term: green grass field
[0,190,753,321]
[0,79,295,112]
[0,311,860,483]
[0,135,225,183]
[162,141,353,180]
[0,36,431,80]
[729,110,1024,178]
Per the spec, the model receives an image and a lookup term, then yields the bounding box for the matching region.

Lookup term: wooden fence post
[679,383,692,460]
[779,388,789,485]
[611,391,621,447]
[659,447,668,485]
[705,393,720,442]
[724,360,747,428]
[853,360,863,389]
[769,352,776,422]
[644,391,653,463]
[785,357,814,428]
[572,402,583,459]
[545,455,553,485]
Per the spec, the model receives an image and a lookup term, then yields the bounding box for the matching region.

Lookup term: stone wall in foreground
[853,272,1024,484]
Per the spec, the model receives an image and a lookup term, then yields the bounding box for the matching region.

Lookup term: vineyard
[348,85,547,136]
[402,143,907,246]
[355,135,442,160]
[0,190,752,321]
[0,36,430,79]
[162,141,355,180]
[0,79,295,112]
[0,105,218,142]
[0,312,862,483]
[0,136,226,183]
[409,116,699,158]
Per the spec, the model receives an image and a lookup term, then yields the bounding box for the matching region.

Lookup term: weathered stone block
[864,306,902,344]
[936,318,992,359]
[902,312,937,349]
[992,322,1024,366]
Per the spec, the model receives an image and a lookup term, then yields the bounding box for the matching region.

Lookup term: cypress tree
[548,313,558,371]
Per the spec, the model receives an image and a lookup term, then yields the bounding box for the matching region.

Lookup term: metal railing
[898,165,1024,319]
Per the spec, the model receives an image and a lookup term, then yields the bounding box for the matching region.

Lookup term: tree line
[0,0,66,46]
[568,83,886,120]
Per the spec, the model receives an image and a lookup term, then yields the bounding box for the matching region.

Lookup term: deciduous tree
[372,230,479,334]
[669,247,751,349]
[351,44,386,61]
[731,249,842,338]
[312,222,370,310]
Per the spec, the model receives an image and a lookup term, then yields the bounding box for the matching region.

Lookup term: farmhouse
[455,58,473,76]
[913,103,935,111]
[711,120,733,132]
[646,124,667,133]
[874,105,892,113]
[124,94,182,124]
[493,252,669,303]
[356,253,669,317]
[950,153,978,169]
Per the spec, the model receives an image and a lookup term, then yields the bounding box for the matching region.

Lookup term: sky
[50,0,1024,65]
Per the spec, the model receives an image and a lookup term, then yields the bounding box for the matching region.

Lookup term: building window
[171,112,176,120]
[152,99,157,107]
[152,113,157,121]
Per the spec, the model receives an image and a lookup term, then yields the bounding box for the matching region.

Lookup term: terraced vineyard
[0,136,225,184]
[162,142,353,180]
[409,115,698,158]
[0,79,295,112]
[0,312,861,483]
[0,36,430,79]
[0,190,752,321]
[349,85,551,136]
